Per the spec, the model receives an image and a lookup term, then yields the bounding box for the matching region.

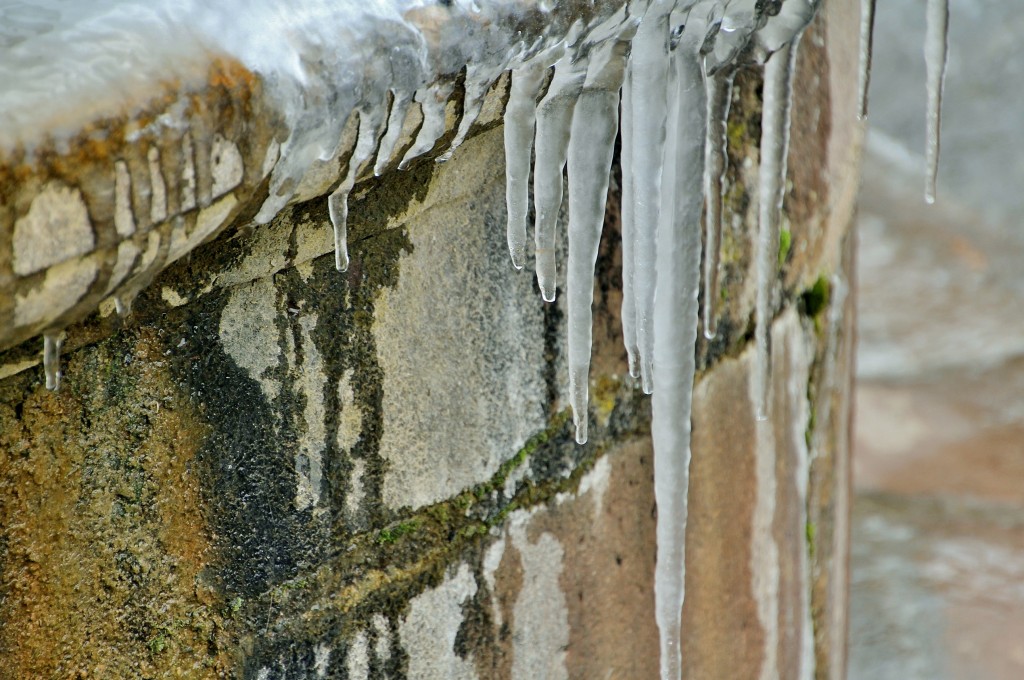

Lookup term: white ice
[627,0,675,394]
[399,81,457,170]
[566,40,629,444]
[753,39,799,421]
[42,332,62,391]
[924,0,948,203]
[702,68,733,340]
[857,0,877,119]
[533,53,590,302]
[652,11,710,679]
[505,65,548,270]
[328,105,388,273]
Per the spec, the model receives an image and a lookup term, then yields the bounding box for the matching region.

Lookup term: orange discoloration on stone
[0,329,226,678]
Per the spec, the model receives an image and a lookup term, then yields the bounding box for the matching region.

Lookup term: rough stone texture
[0,1,859,678]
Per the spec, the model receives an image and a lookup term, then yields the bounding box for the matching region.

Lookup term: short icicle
[438,63,503,163]
[399,82,457,169]
[374,90,414,176]
[629,0,675,393]
[924,0,949,203]
[504,64,547,270]
[753,39,799,421]
[566,40,628,445]
[857,0,877,119]
[652,34,707,680]
[532,53,589,302]
[701,67,734,340]
[328,107,387,272]
[43,332,63,391]
[619,63,641,378]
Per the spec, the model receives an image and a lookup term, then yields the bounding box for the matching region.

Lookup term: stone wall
[0,1,860,677]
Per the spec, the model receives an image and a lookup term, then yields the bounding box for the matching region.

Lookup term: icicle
[619,64,641,378]
[399,82,457,170]
[653,30,707,680]
[701,67,734,340]
[629,0,675,393]
[373,90,414,176]
[857,0,877,119]
[438,64,501,163]
[566,40,628,445]
[43,332,63,391]
[504,64,547,270]
[328,106,387,272]
[753,39,799,421]
[532,53,589,302]
[924,0,948,204]
[704,1,762,75]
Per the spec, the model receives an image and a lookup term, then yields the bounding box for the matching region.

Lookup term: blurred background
[848,1,1024,678]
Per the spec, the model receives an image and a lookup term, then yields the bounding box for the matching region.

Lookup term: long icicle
[374,90,414,176]
[504,64,547,270]
[924,0,949,203]
[566,40,629,445]
[702,67,734,340]
[754,39,799,421]
[619,63,641,378]
[857,0,877,119]
[653,35,707,680]
[630,0,675,393]
[533,54,589,302]
[328,106,387,272]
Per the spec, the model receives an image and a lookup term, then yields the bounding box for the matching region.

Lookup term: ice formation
[0,0,950,677]
[857,0,877,119]
[924,0,949,204]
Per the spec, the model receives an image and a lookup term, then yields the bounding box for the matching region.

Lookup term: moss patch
[0,330,228,678]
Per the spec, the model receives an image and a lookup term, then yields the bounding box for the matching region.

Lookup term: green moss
[778,228,791,267]
[806,521,817,559]
[149,633,168,657]
[377,519,422,545]
[228,373,649,659]
[727,119,747,150]
[801,275,831,319]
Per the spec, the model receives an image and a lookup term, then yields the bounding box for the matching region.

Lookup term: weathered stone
[0,2,859,678]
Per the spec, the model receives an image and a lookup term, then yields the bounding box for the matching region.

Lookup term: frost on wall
[0,0,946,678]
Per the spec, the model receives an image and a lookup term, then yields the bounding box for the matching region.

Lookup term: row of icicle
[35,1,951,679]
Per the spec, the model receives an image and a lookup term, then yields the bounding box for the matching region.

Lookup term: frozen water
[533,53,589,302]
[754,39,800,421]
[651,18,706,679]
[857,0,877,119]
[924,0,949,203]
[42,332,62,391]
[701,68,733,339]
[628,0,675,394]
[505,65,547,270]
[566,40,629,444]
